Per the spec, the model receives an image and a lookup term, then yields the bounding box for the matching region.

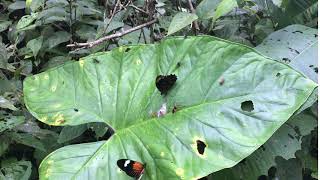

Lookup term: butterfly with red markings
[155,74,177,95]
[117,159,145,179]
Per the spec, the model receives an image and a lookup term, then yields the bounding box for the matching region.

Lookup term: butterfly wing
[117,159,144,178]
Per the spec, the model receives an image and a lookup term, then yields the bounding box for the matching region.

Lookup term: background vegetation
[0,0,317,179]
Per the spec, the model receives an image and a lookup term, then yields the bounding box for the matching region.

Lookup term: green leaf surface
[0,21,12,33]
[26,36,43,58]
[0,115,25,133]
[255,24,318,113]
[23,36,316,179]
[10,132,46,151]
[30,0,45,12]
[295,128,318,177]
[196,0,220,19]
[212,0,238,21]
[167,12,198,35]
[209,110,317,179]
[256,25,318,82]
[0,96,18,111]
[58,124,87,143]
[8,1,26,11]
[196,0,237,20]
[0,158,32,180]
[0,135,10,156]
[16,13,38,30]
[44,31,71,49]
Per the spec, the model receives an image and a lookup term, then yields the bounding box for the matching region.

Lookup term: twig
[67,19,158,49]
[129,4,148,15]
[103,0,120,35]
[188,0,200,31]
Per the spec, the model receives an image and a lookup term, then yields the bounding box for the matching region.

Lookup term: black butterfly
[117,159,145,179]
[155,74,177,95]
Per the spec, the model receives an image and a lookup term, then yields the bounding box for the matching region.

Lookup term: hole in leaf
[268,166,277,178]
[314,67,318,73]
[276,72,281,77]
[241,100,254,112]
[172,105,178,113]
[314,34,318,38]
[282,58,291,63]
[219,77,225,85]
[277,39,280,41]
[292,30,303,34]
[74,108,79,112]
[176,62,181,68]
[309,65,314,67]
[93,58,100,63]
[196,140,206,155]
[125,48,131,52]
[155,74,177,95]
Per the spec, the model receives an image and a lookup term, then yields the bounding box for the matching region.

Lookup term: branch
[67,19,158,49]
[188,0,200,31]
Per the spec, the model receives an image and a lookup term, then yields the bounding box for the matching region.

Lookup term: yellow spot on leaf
[79,59,85,67]
[135,59,142,65]
[45,168,52,178]
[160,152,165,157]
[40,116,48,122]
[51,86,57,92]
[117,168,122,173]
[47,160,54,165]
[119,47,124,52]
[54,103,62,108]
[44,74,49,80]
[53,114,65,125]
[175,168,184,178]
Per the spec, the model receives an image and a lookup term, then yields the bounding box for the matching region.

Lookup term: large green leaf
[208,109,317,179]
[255,25,318,114]
[23,36,316,179]
[255,24,318,82]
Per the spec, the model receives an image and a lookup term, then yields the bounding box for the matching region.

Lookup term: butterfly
[117,159,145,179]
[155,74,177,95]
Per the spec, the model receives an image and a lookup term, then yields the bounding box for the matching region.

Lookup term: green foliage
[209,108,317,179]
[0,158,32,180]
[0,0,317,179]
[256,25,318,82]
[167,12,198,35]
